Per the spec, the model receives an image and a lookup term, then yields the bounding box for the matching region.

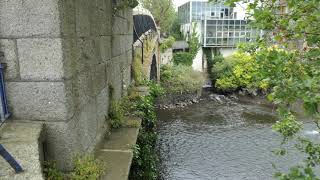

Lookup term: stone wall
[0,0,133,170]
[160,48,173,65]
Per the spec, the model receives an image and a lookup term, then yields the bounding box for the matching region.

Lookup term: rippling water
[156,95,320,180]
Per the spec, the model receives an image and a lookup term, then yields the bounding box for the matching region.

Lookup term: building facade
[178,1,258,48]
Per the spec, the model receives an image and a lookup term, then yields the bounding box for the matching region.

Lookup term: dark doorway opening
[150,55,157,81]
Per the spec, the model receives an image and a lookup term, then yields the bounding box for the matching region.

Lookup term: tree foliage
[140,0,176,33]
[173,23,200,66]
[209,0,320,178]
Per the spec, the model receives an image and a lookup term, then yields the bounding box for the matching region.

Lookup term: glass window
[217,38,222,45]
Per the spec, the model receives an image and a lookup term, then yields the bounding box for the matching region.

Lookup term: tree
[209,0,320,178]
[140,0,176,34]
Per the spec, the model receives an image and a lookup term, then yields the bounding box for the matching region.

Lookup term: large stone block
[45,118,82,170]
[106,59,123,100]
[17,38,64,80]
[91,62,107,98]
[76,38,99,73]
[45,97,108,170]
[0,0,60,37]
[77,98,98,151]
[112,9,133,35]
[61,38,77,79]
[99,36,112,61]
[75,0,92,37]
[89,0,109,37]
[6,82,69,121]
[59,0,76,37]
[96,87,109,131]
[112,35,127,58]
[0,39,19,80]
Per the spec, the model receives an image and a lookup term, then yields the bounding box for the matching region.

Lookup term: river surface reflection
[156,95,320,180]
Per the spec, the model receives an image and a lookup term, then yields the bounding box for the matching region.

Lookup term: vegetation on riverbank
[173,23,200,66]
[44,155,104,180]
[160,64,205,94]
[209,0,320,178]
[129,82,164,180]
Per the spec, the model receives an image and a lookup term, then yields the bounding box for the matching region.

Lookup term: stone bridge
[0,0,156,179]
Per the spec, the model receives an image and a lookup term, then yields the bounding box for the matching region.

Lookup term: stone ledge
[96,117,141,180]
[0,122,45,180]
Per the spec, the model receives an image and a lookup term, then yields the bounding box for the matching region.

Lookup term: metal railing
[0,51,10,128]
[0,51,22,174]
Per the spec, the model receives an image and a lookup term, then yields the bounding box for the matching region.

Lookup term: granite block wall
[0,0,133,170]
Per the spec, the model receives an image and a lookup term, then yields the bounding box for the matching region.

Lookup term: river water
[156,94,320,180]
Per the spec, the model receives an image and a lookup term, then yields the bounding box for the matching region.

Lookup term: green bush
[108,100,125,129]
[129,82,162,180]
[173,52,194,66]
[160,64,205,93]
[213,52,258,91]
[160,36,175,52]
[70,155,104,180]
[43,161,64,180]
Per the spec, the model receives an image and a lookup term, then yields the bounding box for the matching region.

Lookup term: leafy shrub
[108,100,125,129]
[160,36,175,52]
[132,51,146,85]
[146,81,165,98]
[173,52,194,66]
[213,52,259,91]
[160,64,205,93]
[43,161,64,180]
[70,155,104,180]
[129,82,161,180]
[173,23,200,66]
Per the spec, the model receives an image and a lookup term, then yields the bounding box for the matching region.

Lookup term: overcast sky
[173,0,189,8]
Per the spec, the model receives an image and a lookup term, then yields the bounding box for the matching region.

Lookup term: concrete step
[97,117,141,180]
[0,122,44,180]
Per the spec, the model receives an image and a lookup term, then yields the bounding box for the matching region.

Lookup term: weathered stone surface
[78,98,98,151]
[0,0,60,37]
[0,0,134,173]
[45,98,108,170]
[112,9,133,35]
[75,0,91,37]
[98,151,133,180]
[0,122,44,180]
[112,35,125,58]
[17,38,64,80]
[97,118,141,180]
[45,118,82,170]
[107,59,123,100]
[96,87,109,131]
[92,62,107,98]
[59,0,76,37]
[6,82,68,121]
[99,36,112,61]
[0,39,19,80]
[76,38,99,73]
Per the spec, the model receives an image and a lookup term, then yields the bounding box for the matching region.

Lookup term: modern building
[177,0,259,71]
